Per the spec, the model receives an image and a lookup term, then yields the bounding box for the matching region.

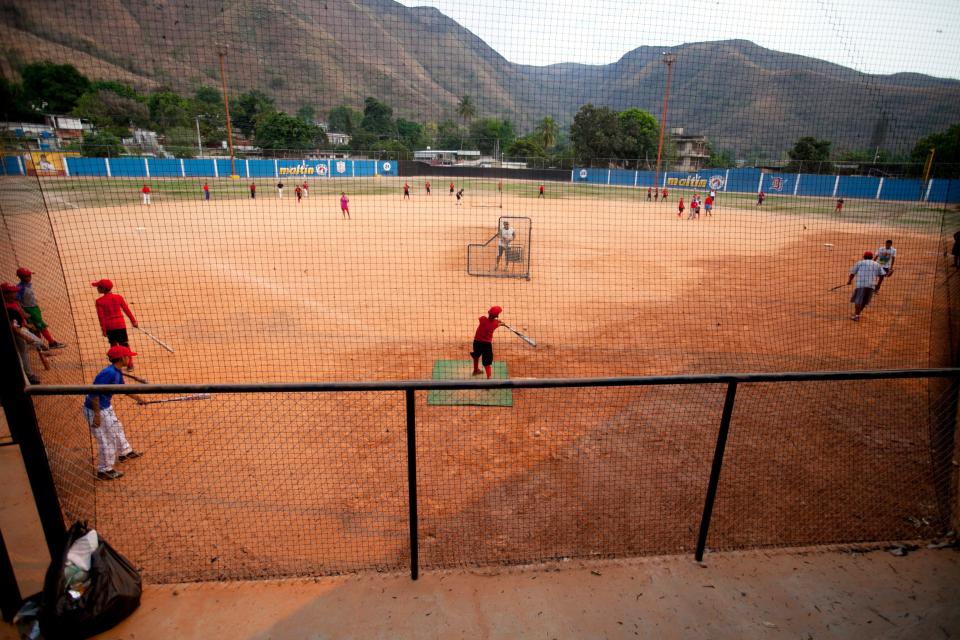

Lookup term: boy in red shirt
[203,182,210,201]
[470,306,502,378]
[403,183,410,199]
[538,184,545,198]
[677,197,685,218]
[661,188,668,201]
[141,184,151,205]
[449,181,455,196]
[92,279,138,369]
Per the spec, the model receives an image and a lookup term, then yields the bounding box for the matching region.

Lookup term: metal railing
[16,367,959,580]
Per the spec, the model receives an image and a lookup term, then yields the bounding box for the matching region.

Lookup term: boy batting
[470,306,502,378]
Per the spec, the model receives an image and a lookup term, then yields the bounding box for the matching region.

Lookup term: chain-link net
[1,1,959,581]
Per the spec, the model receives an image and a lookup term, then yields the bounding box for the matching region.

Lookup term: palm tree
[538,116,558,150]
[457,95,476,125]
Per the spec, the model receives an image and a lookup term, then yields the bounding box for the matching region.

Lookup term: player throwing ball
[470,306,502,378]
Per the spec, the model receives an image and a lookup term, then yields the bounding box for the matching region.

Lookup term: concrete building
[670,128,710,172]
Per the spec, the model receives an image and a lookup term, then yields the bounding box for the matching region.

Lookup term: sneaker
[96,469,124,480]
[850,314,860,321]
[118,450,143,462]
[471,370,483,376]
[48,342,67,349]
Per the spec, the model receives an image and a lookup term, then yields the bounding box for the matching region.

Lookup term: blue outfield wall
[0,155,397,180]
[0,153,953,201]
[571,165,960,203]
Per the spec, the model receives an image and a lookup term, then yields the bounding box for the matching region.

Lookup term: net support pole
[695,381,738,562]
[0,529,21,622]
[0,324,65,561]
[405,389,419,580]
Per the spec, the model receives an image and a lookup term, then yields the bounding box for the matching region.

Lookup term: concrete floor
[2,440,959,640]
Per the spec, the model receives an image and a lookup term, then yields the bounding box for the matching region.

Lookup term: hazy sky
[395,0,960,79]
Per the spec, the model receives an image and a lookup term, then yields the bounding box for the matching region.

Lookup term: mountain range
[1,0,958,156]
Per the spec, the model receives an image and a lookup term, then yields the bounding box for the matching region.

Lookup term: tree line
[1,61,957,175]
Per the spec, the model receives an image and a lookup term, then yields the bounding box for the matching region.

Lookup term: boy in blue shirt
[83,346,145,480]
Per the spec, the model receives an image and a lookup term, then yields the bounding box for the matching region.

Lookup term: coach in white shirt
[495,221,515,270]
[846,251,884,321]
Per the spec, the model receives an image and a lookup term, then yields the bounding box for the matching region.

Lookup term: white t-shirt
[850,259,883,288]
[876,246,896,268]
[499,227,515,248]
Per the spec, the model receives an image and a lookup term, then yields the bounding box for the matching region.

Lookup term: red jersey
[95,293,136,332]
[539,185,544,193]
[678,198,685,209]
[473,316,501,342]
[141,185,150,194]
[203,184,209,192]
[5,301,28,327]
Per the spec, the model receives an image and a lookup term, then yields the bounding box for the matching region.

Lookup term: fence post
[695,381,738,562]
[0,325,65,561]
[0,529,21,621]
[405,389,419,580]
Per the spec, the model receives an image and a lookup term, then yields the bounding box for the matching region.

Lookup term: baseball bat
[828,284,847,291]
[139,393,211,405]
[499,321,537,347]
[135,326,175,353]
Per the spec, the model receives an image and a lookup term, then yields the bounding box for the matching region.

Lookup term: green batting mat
[427,360,512,407]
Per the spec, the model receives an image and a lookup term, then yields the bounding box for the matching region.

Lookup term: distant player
[302,182,309,198]
[16,267,65,349]
[141,184,151,206]
[847,251,884,321]
[704,194,714,217]
[249,182,256,199]
[456,188,464,205]
[295,185,303,202]
[83,345,145,481]
[277,182,284,199]
[470,305,502,378]
[654,187,659,200]
[874,239,897,293]
[495,221,515,271]
[661,188,668,201]
[538,184,545,198]
[425,180,431,195]
[835,198,844,213]
[757,190,765,206]
[450,181,455,196]
[677,197,685,219]
[403,182,410,199]
[203,182,210,201]
[92,279,138,369]
[340,192,350,219]
[647,187,652,201]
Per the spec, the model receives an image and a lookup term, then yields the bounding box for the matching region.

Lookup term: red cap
[1,282,18,293]
[107,345,137,360]
[863,251,874,259]
[91,279,113,290]
[16,267,32,277]
[488,306,502,317]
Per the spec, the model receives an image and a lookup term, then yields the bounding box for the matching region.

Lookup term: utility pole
[195,116,203,158]
[218,46,239,178]
[654,53,677,191]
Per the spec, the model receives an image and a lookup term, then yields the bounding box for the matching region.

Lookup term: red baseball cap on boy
[1,282,18,293]
[16,267,32,277]
[107,345,137,360]
[91,279,113,290]
[488,306,502,316]
[863,251,873,259]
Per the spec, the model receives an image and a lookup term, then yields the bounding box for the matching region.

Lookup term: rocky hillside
[1,0,957,154]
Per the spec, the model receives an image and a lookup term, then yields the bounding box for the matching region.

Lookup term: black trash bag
[41,521,141,639]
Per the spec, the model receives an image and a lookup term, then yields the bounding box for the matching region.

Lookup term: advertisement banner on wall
[24,151,75,176]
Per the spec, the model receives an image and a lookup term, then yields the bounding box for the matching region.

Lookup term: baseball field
[2,176,955,580]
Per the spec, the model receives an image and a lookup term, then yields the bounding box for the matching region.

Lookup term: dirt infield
[2,181,953,580]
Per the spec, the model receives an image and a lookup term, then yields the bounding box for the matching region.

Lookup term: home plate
[823,243,834,249]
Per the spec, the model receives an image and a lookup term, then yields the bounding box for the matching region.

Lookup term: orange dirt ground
[4,186,952,581]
